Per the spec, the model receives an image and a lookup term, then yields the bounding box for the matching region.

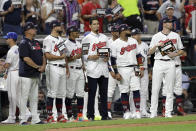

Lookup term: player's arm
[87,55,99,60]
[167,35,185,58]
[149,36,164,55]
[108,61,116,78]
[111,56,122,81]
[38,54,47,73]
[23,57,41,69]
[67,54,82,62]
[167,49,184,58]
[44,52,65,60]
[149,42,164,55]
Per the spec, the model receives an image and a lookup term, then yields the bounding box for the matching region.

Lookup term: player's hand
[167,52,177,58]
[3,74,7,79]
[139,70,144,78]
[60,53,66,59]
[110,71,116,79]
[92,14,98,17]
[82,65,86,72]
[92,55,99,60]
[74,54,82,59]
[115,73,122,81]
[66,68,70,78]
[103,57,109,62]
[38,65,45,73]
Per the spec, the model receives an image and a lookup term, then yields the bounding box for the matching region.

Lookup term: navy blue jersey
[19,37,43,78]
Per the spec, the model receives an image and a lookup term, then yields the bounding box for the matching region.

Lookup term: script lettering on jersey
[120,44,136,55]
[71,48,82,57]
[92,42,106,51]
[159,39,177,44]
[54,44,58,52]
[33,42,41,50]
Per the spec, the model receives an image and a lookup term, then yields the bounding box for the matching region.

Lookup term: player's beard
[56,30,63,36]
[95,29,99,33]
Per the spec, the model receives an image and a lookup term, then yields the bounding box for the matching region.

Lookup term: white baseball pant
[66,67,84,99]
[150,60,175,116]
[18,77,40,124]
[118,67,140,93]
[162,65,182,96]
[129,69,149,114]
[46,65,67,98]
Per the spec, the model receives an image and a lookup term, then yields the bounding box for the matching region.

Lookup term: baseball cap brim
[166,7,174,10]
[3,36,8,39]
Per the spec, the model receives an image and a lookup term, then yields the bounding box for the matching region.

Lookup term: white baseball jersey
[5,45,19,71]
[111,37,140,67]
[84,32,109,78]
[150,31,184,60]
[174,56,181,65]
[137,42,149,69]
[43,35,66,64]
[108,38,115,72]
[65,39,82,67]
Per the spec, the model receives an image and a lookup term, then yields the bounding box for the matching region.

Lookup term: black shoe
[88,117,94,121]
[20,122,28,125]
[35,121,46,124]
[101,117,112,120]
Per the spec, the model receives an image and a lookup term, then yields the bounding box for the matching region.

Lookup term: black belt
[176,65,180,67]
[125,65,137,67]
[159,59,171,61]
[51,64,66,68]
[70,66,82,70]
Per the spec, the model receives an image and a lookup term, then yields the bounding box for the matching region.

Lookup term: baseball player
[1,32,30,124]
[43,20,68,123]
[107,25,120,119]
[149,18,184,118]
[131,28,150,118]
[111,24,144,119]
[64,26,85,121]
[18,22,46,125]
[81,32,102,121]
[84,17,109,120]
[162,55,186,116]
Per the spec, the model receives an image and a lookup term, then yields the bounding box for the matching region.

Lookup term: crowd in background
[0,0,195,36]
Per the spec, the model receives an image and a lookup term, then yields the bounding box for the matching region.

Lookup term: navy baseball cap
[163,18,173,23]
[67,26,79,33]
[131,28,142,35]
[50,20,62,29]
[111,25,119,32]
[119,24,130,33]
[166,4,174,10]
[24,22,37,32]
[3,32,18,40]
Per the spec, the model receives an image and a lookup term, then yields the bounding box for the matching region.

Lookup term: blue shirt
[158,16,181,32]
[3,0,22,25]
[19,37,43,78]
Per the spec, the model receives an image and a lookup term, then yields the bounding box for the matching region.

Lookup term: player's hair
[89,17,99,25]
[12,39,17,42]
